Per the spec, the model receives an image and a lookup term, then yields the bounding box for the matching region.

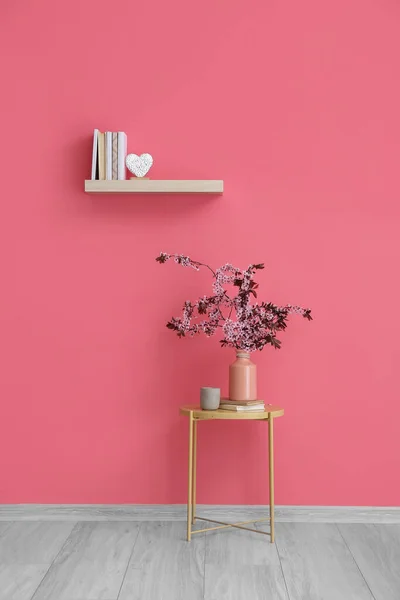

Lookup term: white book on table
[219,403,265,411]
[117,131,127,180]
[91,128,99,180]
[105,131,112,180]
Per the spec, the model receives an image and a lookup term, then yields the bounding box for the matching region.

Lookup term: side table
[179,403,284,542]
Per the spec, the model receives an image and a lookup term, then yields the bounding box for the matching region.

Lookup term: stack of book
[91,129,127,181]
[219,399,266,412]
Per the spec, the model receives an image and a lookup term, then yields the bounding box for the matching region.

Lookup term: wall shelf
[84,180,224,194]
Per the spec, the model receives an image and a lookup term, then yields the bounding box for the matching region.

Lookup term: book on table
[219,403,265,412]
[220,399,262,406]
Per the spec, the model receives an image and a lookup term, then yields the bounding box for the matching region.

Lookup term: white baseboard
[0,504,399,523]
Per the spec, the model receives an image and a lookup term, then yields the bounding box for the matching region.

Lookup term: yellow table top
[180,404,284,420]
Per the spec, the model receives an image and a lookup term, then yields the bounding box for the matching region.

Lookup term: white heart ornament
[125,153,153,178]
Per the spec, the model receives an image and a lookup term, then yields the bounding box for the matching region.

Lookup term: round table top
[180,403,284,420]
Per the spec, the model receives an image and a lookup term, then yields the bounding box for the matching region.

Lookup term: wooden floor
[0,520,399,600]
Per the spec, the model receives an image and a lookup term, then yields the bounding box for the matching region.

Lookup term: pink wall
[1,0,399,506]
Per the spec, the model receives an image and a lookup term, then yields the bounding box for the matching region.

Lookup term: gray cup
[200,387,220,410]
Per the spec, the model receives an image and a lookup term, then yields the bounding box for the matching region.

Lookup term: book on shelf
[97,132,105,180]
[91,129,99,180]
[105,131,112,180]
[90,130,128,181]
[112,132,118,180]
[219,403,265,412]
[117,131,127,180]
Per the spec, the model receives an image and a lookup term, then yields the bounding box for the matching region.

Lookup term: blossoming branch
[156,252,312,352]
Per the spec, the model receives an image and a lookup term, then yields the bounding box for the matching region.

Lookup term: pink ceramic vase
[229,351,257,401]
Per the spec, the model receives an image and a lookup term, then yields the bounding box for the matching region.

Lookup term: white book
[105,131,112,180]
[219,403,265,412]
[117,131,127,180]
[91,128,99,180]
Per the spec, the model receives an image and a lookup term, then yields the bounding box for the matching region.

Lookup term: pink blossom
[158,253,312,351]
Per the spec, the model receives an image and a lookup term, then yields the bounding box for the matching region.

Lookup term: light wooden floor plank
[0,522,75,565]
[275,523,375,600]
[339,523,400,600]
[204,525,288,600]
[32,522,140,600]
[118,521,205,600]
[0,564,49,600]
[0,521,12,537]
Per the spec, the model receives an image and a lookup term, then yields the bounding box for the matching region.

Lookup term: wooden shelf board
[85,180,223,194]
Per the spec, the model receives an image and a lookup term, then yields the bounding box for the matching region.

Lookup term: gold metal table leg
[192,419,197,525]
[269,416,275,543]
[187,411,194,541]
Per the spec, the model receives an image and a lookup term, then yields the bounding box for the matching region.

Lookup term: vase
[229,351,257,401]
